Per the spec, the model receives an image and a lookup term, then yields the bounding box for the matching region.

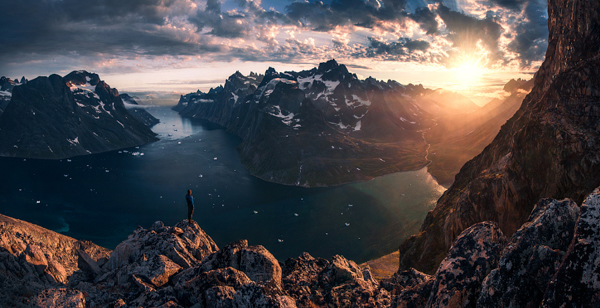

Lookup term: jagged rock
[107,221,218,271]
[132,254,182,288]
[204,286,236,308]
[77,250,101,276]
[30,288,85,308]
[174,267,252,307]
[392,278,434,308]
[201,240,282,286]
[239,245,282,286]
[478,198,579,307]
[328,254,364,284]
[281,252,390,307]
[383,268,432,296]
[541,188,600,307]
[0,215,109,306]
[23,244,48,275]
[233,283,296,308]
[426,222,507,308]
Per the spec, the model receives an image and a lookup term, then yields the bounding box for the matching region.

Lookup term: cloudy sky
[1,0,548,105]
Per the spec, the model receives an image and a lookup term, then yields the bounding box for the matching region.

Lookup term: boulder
[30,288,85,308]
[426,222,507,308]
[132,254,182,288]
[23,244,48,276]
[477,198,579,307]
[204,286,236,308]
[233,283,296,308]
[174,267,252,306]
[541,188,600,306]
[201,240,282,286]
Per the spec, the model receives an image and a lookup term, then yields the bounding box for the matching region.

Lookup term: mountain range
[174,60,525,187]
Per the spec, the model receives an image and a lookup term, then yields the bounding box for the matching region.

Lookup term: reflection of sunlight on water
[146,108,206,140]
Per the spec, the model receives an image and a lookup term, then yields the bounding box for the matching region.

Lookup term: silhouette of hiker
[186,189,194,224]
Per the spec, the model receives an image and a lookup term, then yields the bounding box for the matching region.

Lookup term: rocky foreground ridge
[399,0,600,273]
[0,71,158,159]
[3,187,600,307]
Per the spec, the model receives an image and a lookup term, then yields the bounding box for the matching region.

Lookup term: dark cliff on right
[399,0,600,274]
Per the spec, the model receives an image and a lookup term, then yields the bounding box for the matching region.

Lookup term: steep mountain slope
[0,71,158,159]
[0,76,27,117]
[426,80,533,185]
[399,0,600,274]
[120,93,160,127]
[175,60,439,187]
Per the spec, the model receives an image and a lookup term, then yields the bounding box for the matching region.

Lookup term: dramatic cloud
[0,0,549,77]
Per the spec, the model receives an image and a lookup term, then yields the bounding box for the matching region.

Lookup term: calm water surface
[0,107,446,263]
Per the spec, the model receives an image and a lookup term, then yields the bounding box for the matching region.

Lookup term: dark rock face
[541,188,600,307]
[426,222,506,308]
[0,71,158,159]
[174,60,453,187]
[120,93,160,127]
[0,76,26,117]
[400,0,600,274]
[477,198,579,307]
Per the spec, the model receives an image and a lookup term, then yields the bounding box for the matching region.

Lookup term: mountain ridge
[0,71,158,159]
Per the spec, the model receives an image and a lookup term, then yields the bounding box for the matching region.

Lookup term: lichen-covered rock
[477,198,579,307]
[204,286,236,308]
[107,220,218,271]
[30,288,85,308]
[174,267,253,306]
[239,245,282,286]
[132,254,182,288]
[233,283,296,308]
[426,222,507,308]
[392,276,434,308]
[201,240,282,286]
[541,188,600,307]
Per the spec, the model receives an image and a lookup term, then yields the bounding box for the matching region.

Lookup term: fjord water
[0,107,445,263]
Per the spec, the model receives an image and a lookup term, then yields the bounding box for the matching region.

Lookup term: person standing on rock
[186,189,194,224]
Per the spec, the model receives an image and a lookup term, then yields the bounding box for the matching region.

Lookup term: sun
[453,59,486,88]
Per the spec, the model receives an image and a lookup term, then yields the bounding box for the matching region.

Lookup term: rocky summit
[399,0,600,274]
[0,71,158,159]
[3,186,600,307]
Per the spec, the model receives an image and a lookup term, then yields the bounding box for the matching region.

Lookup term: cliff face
[0,71,158,159]
[399,0,600,273]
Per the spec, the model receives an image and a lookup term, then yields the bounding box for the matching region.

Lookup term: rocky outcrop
[477,198,579,307]
[0,71,158,159]
[0,214,109,307]
[541,188,600,307]
[426,222,506,308]
[4,187,600,307]
[400,0,600,274]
